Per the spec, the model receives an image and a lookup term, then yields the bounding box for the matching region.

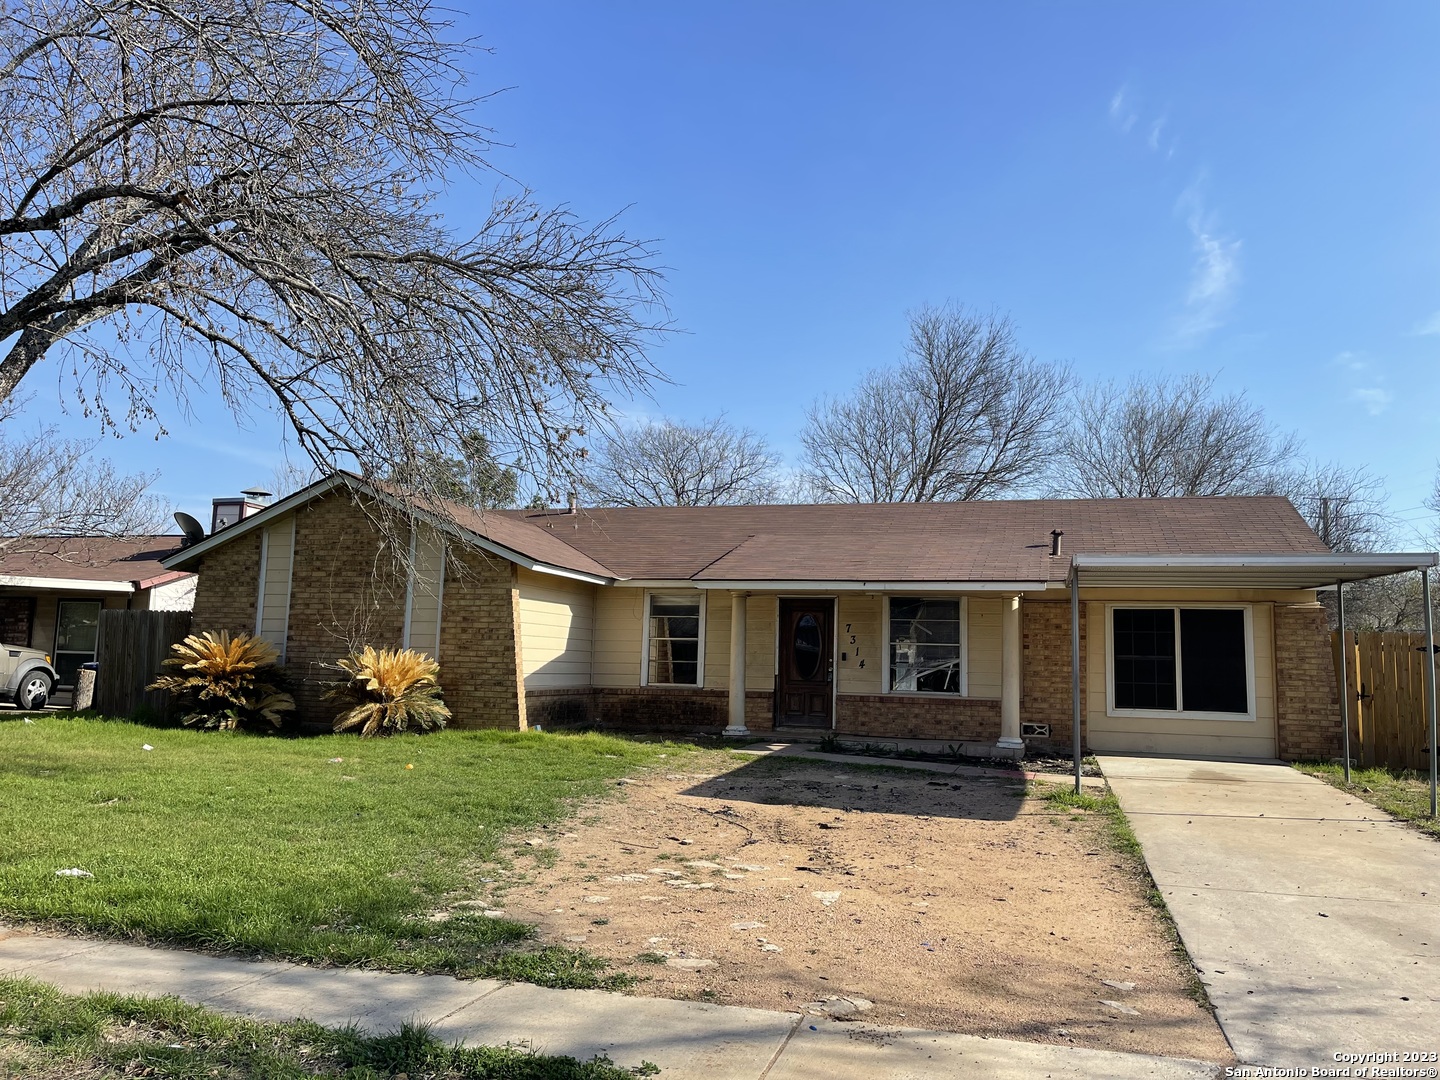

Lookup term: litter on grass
[141,744,153,751]
[55,868,93,878]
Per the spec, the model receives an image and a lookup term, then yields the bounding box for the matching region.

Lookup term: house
[159,472,1433,761]
[0,538,196,688]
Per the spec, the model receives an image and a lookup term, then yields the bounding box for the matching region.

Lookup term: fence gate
[1333,630,1437,771]
[93,609,194,720]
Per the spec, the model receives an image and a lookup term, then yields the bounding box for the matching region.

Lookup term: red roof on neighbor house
[0,536,191,589]
[497,497,1329,582]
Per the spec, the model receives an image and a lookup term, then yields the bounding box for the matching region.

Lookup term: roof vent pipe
[567,491,578,515]
[1050,530,1064,557]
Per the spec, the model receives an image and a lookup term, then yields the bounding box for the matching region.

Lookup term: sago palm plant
[149,630,296,731]
[326,646,451,737]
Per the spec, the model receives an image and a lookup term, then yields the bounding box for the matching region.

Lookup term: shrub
[326,646,450,737]
[149,631,296,732]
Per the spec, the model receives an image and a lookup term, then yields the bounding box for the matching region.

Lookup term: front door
[777,598,833,727]
[53,599,102,688]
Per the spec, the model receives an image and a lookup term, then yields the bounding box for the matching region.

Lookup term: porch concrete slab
[1099,755,1440,1070]
[766,1018,1221,1080]
[430,982,798,1079]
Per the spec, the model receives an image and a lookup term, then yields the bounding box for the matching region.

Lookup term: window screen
[889,597,962,693]
[1112,608,1177,711]
[648,595,701,685]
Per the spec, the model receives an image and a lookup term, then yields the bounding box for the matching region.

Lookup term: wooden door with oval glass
[777,598,834,727]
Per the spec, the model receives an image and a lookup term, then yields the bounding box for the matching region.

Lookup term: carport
[1065,552,1440,814]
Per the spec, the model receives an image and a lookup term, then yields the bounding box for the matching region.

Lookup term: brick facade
[1274,602,1342,761]
[835,693,1000,741]
[1021,600,1087,752]
[189,492,526,731]
[595,687,728,732]
[190,528,262,636]
[436,545,525,730]
[285,496,407,722]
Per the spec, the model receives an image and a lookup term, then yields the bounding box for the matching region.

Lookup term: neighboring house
[0,538,196,688]
[160,472,1432,761]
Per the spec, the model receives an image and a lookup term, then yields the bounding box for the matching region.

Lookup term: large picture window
[888,597,964,694]
[646,593,703,686]
[1111,606,1250,717]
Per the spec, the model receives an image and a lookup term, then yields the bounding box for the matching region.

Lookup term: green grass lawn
[0,977,655,1079]
[1294,762,1440,841]
[0,716,694,987]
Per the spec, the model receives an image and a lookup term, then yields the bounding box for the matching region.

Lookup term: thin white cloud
[1412,311,1440,336]
[1148,116,1168,152]
[1108,85,1138,133]
[1173,218,1241,346]
[1350,387,1393,415]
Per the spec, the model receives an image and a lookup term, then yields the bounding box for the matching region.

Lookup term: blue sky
[17,1,1440,542]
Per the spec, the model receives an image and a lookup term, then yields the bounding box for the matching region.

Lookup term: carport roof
[1070,552,1439,590]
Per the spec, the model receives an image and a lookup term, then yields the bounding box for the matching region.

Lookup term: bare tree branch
[581,415,785,506]
[0,415,171,557]
[0,0,667,523]
[800,304,1072,502]
[1051,372,1302,499]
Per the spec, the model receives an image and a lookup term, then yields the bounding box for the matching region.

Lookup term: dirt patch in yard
[488,753,1232,1062]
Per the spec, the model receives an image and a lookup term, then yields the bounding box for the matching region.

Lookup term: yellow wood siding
[255,517,294,657]
[705,590,731,689]
[745,594,778,692]
[592,586,644,687]
[836,593,882,694]
[1085,596,1277,758]
[967,597,1002,700]
[404,529,445,658]
[517,568,594,689]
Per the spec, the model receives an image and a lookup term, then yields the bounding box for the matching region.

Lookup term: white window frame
[254,517,296,663]
[883,594,969,697]
[1105,602,1256,722]
[402,526,447,659]
[641,590,706,688]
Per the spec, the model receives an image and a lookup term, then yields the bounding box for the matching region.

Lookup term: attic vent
[1022,722,1050,739]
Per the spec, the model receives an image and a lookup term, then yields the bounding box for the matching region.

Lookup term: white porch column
[995,594,1025,755]
[724,591,750,736]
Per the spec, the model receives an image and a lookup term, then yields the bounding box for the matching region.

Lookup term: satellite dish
[174,511,206,548]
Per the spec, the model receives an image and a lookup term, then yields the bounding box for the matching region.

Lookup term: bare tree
[1053,373,1302,499]
[1267,460,1390,553]
[0,0,663,517]
[800,304,1071,502]
[1,407,170,557]
[581,416,784,506]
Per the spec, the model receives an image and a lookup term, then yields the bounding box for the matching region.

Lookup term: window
[888,597,964,694]
[1110,606,1250,717]
[645,593,703,686]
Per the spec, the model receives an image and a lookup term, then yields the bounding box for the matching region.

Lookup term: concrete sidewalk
[0,924,1219,1078]
[1099,755,1440,1071]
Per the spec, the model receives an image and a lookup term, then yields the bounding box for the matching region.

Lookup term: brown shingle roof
[0,536,189,587]
[497,497,1327,583]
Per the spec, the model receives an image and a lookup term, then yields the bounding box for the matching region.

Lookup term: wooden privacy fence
[1332,630,1438,771]
[93,609,193,720]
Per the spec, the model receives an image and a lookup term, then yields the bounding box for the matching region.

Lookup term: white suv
[2,644,57,709]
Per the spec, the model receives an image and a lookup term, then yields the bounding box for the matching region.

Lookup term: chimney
[211,488,273,533]
[567,491,578,515]
[1050,529,1064,557]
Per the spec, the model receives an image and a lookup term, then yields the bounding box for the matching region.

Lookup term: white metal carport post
[1337,581,1351,784]
[1071,565,1082,795]
[1424,567,1438,817]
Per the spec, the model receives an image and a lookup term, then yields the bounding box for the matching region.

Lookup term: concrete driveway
[1098,756,1440,1071]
